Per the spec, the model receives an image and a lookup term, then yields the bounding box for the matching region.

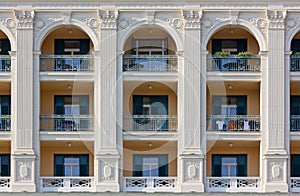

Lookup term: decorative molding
[79,17,100,34]
[145,10,155,24]
[184,160,200,182]
[286,18,297,29]
[62,10,72,25]
[269,162,283,181]
[230,10,240,24]
[183,10,202,29]
[16,160,33,182]
[266,10,287,29]
[98,9,119,29]
[99,159,116,182]
[202,18,213,28]
[14,10,35,29]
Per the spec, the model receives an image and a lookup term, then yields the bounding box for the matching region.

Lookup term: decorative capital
[183,10,202,29]
[98,9,119,29]
[14,10,35,29]
[230,11,240,24]
[266,10,287,29]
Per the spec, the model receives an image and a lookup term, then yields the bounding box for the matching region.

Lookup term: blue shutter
[79,155,89,176]
[158,155,168,177]
[1,95,10,115]
[237,39,247,53]
[237,155,247,176]
[212,39,222,54]
[212,154,222,177]
[0,154,10,176]
[80,39,90,55]
[133,96,143,115]
[54,96,65,114]
[236,96,247,115]
[54,155,64,176]
[133,155,143,177]
[291,155,300,177]
[212,96,222,115]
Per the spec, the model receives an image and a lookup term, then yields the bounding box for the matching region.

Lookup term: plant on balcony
[294,52,300,57]
[237,51,253,58]
[214,51,230,57]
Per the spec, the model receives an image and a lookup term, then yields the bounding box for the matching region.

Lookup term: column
[262,9,289,192]
[94,9,120,192]
[10,10,36,192]
[177,10,204,192]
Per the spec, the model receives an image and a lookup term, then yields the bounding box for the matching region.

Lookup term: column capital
[14,10,35,29]
[98,9,119,29]
[266,9,287,29]
[183,9,202,29]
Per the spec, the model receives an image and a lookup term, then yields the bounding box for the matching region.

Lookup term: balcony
[123,115,177,132]
[40,177,94,192]
[0,177,10,192]
[0,55,11,72]
[291,56,300,71]
[123,55,177,72]
[290,177,300,192]
[122,177,177,192]
[207,115,260,132]
[207,55,261,72]
[0,115,11,132]
[40,55,93,72]
[40,115,94,132]
[290,115,300,132]
[206,177,261,192]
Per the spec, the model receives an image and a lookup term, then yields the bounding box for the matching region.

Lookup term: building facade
[0,0,299,193]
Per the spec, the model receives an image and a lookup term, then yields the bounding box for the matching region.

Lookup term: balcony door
[0,96,10,131]
[54,154,89,176]
[133,154,168,177]
[212,154,247,177]
[0,154,10,177]
[0,39,11,71]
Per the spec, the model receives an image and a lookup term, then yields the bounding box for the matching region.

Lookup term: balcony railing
[290,177,300,192]
[207,115,260,132]
[123,55,178,72]
[291,56,300,71]
[0,177,10,192]
[206,177,261,192]
[40,177,94,192]
[0,115,11,132]
[290,115,300,132]
[207,55,261,72]
[0,55,11,72]
[40,55,93,72]
[123,115,177,132]
[123,177,177,192]
[40,115,94,132]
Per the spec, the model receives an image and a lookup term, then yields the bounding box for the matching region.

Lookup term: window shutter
[133,96,143,115]
[291,96,300,115]
[291,155,300,177]
[80,39,90,55]
[237,155,247,176]
[54,155,64,176]
[79,155,89,176]
[237,96,247,115]
[0,154,10,176]
[292,39,300,54]
[212,39,222,54]
[1,39,10,55]
[237,39,247,53]
[1,95,10,115]
[79,95,89,115]
[158,155,168,177]
[212,96,222,115]
[54,96,65,114]
[54,39,65,55]
[133,155,143,177]
[212,154,222,177]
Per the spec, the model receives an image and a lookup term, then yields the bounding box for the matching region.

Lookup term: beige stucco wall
[40,143,94,176]
[123,141,177,177]
[206,145,260,176]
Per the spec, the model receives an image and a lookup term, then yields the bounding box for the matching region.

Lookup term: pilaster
[177,9,204,192]
[262,9,289,192]
[94,9,120,192]
[10,9,36,192]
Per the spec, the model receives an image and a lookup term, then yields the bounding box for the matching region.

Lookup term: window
[212,39,247,55]
[291,96,300,115]
[0,154,10,177]
[132,38,168,55]
[291,39,300,54]
[212,154,247,177]
[291,155,300,177]
[133,95,168,116]
[212,96,247,115]
[54,154,89,176]
[133,154,168,177]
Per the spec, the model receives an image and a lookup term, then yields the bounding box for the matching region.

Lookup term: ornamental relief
[268,161,284,182]
[16,160,33,182]
[99,160,115,182]
[184,160,200,182]
[0,17,16,38]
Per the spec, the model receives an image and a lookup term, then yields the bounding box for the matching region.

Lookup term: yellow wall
[0,143,10,154]
[40,144,94,176]
[0,31,8,39]
[123,141,177,177]
[207,27,259,54]
[41,27,93,55]
[207,88,260,115]
[206,145,260,176]
[40,88,94,114]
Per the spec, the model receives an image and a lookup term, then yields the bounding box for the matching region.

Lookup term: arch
[118,20,183,52]
[34,19,99,52]
[202,19,267,52]
[0,23,16,51]
[286,26,300,52]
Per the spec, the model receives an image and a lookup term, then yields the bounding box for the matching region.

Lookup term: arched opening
[0,31,11,72]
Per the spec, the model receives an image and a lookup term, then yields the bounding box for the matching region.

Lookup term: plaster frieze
[99,159,117,182]
[98,9,119,30]
[268,161,284,182]
[266,10,287,29]
[14,10,35,29]
[183,10,202,29]
[184,159,200,182]
[16,160,33,182]
[0,17,16,38]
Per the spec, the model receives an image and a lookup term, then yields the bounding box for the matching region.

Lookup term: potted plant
[294,52,300,57]
[214,51,230,57]
[237,51,253,58]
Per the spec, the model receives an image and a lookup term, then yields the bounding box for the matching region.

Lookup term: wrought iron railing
[40,115,93,132]
[123,115,177,132]
[207,115,260,132]
[290,115,300,132]
[123,55,178,72]
[207,55,261,71]
[0,115,11,132]
[0,177,10,191]
[40,55,93,71]
[290,177,300,192]
[40,177,94,192]
[206,177,261,192]
[123,177,177,192]
[0,55,11,72]
[291,56,300,71]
